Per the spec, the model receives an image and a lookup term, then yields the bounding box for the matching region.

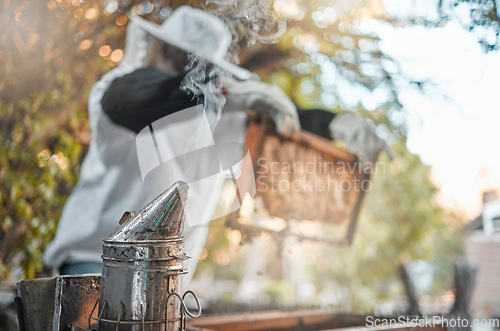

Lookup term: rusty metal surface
[98,181,196,331]
[17,275,100,331]
[106,181,188,242]
[17,277,57,331]
[17,273,200,331]
[99,242,186,330]
[17,182,201,331]
[59,275,101,330]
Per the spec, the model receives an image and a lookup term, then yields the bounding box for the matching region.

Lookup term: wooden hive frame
[225,118,371,246]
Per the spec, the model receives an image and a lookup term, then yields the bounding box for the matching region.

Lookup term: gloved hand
[220,76,301,134]
[329,112,394,169]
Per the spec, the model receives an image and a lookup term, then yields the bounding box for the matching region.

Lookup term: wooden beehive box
[227,119,369,245]
[186,311,447,331]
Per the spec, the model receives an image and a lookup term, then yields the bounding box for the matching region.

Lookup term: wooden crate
[186,311,447,331]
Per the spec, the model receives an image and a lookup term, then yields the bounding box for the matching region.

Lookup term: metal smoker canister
[98,181,195,330]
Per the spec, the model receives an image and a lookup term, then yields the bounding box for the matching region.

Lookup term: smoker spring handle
[166,290,202,330]
[88,290,201,331]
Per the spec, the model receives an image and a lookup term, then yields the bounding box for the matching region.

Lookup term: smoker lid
[105,181,189,242]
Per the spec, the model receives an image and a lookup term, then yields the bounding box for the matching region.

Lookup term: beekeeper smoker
[44,6,391,283]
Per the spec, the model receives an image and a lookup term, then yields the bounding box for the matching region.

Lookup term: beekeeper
[44,6,391,284]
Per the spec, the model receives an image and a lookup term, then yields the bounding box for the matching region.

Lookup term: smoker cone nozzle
[105,180,189,242]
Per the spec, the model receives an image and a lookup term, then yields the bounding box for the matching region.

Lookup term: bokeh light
[84,7,98,20]
[110,49,123,62]
[73,8,83,19]
[99,45,111,57]
[78,39,93,50]
[115,15,128,26]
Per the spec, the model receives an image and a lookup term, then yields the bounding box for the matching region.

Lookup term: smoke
[181,56,225,129]
[205,0,286,62]
[181,0,286,128]
[178,0,286,162]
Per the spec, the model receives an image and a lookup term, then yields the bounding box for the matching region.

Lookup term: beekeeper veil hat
[130,6,252,81]
[119,19,150,71]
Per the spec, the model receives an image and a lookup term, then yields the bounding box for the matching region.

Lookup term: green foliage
[0,0,119,280]
[322,140,447,311]
[391,0,500,51]
[195,0,466,311]
[236,1,464,310]
[0,75,87,280]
